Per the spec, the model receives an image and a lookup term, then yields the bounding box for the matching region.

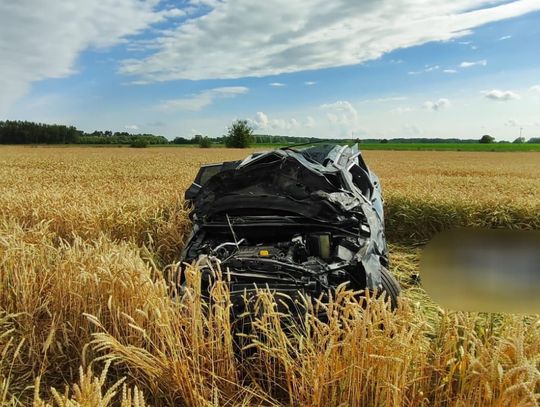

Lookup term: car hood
[191,148,367,226]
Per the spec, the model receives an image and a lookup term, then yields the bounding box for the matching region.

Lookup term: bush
[479,135,495,144]
[199,136,212,148]
[224,120,253,148]
[130,138,148,148]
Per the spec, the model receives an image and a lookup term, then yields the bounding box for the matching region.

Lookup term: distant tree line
[171,134,219,145]
[372,137,481,144]
[0,121,81,144]
[78,131,168,145]
[248,135,540,144]
[0,121,168,145]
[174,133,540,146]
[2,119,540,147]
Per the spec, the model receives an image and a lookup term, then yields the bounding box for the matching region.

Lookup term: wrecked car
[179,144,400,311]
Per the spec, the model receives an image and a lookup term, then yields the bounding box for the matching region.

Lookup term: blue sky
[1,0,540,140]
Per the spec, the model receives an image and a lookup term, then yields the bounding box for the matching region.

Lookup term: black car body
[180,144,400,309]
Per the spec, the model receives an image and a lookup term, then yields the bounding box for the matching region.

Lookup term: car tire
[379,266,401,310]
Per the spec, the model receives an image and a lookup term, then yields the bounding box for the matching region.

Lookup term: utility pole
[519,127,523,139]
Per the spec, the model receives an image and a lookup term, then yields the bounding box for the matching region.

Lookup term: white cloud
[443,69,458,73]
[250,104,367,138]
[0,0,173,114]
[505,119,518,127]
[424,65,440,72]
[505,119,538,127]
[392,107,415,114]
[189,0,222,7]
[304,81,317,86]
[411,65,443,75]
[251,111,269,129]
[161,8,186,18]
[360,96,407,103]
[159,86,249,111]
[423,98,451,111]
[269,82,286,87]
[507,119,527,128]
[120,0,540,82]
[402,124,423,136]
[124,124,139,131]
[459,59,487,68]
[408,65,440,75]
[499,35,512,40]
[320,100,360,136]
[530,85,540,92]
[250,111,308,134]
[321,101,358,121]
[483,89,520,101]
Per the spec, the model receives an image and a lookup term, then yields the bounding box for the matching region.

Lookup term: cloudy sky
[1,0,540,140]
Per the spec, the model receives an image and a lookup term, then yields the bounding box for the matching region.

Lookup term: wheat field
[0,146,539,406]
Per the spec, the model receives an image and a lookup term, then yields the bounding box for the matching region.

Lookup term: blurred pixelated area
[421,229,540,313]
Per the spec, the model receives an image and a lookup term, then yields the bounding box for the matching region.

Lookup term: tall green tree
[224,120,253,148]
[199,136,212,148]
[479,135,495,144]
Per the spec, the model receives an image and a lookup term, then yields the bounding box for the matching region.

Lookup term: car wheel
[379,266,401,310]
